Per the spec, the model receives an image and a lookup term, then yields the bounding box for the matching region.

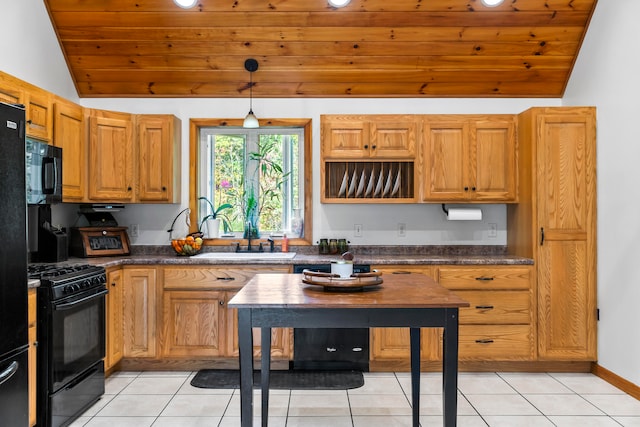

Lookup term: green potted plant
[198,196,232,238]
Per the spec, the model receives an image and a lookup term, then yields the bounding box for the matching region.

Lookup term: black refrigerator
[0,102,29,425]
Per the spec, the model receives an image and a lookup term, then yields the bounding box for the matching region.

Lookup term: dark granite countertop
[65,245,533,268]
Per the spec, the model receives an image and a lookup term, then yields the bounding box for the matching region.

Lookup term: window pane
[199,127,304,238]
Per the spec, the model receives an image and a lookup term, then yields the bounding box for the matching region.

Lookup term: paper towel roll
[447,208,482,221]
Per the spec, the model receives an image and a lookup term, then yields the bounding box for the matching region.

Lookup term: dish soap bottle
[281,234,289,253]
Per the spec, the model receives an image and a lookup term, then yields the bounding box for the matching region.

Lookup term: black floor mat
[190,369,364,390]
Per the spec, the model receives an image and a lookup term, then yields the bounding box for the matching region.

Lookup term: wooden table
[228,273,469,427]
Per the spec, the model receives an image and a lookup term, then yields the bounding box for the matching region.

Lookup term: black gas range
[29,263,107,427]
[28,263,107,301]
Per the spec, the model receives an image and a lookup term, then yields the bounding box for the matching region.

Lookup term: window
[197,125,306,239]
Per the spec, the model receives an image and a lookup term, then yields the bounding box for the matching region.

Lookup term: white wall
[0,0,77,101]
[564,1,640,386]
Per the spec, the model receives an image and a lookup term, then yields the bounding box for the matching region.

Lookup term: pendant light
[173,0,197,8]
[243,58,259,128]
[480,0,504,6]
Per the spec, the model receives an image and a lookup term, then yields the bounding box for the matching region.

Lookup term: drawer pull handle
[391,271,412,275]
[326,347,337,352]
[475,277,494,281]
[475,305,494,310]
[475,339,494,344]
[216,277,236,281]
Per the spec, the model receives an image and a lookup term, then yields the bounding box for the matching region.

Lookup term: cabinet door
[123,268,157,358]
[226,289,291,359]
[24,89,53,141]
[369,117,416,158]
[537,111,597,360]
[369,266,440,363]
[322,116,370,158]
[471,119,517,201]
[137,115,180,203]
[423,120,470,200]
[53,98,86,201]
[162,290,226,357]
[0,84,23,105]
[88,112,134,201]
[105,268,124,370]
[28,289,36,427]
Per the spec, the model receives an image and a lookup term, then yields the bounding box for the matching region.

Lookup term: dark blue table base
[237,307,460,427]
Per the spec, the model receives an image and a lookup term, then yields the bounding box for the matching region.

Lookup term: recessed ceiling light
[174,0,197,9]
[480,0,505,6]
[328,0,351,8]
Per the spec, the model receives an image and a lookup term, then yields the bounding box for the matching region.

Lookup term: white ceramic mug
[331,261,353,278]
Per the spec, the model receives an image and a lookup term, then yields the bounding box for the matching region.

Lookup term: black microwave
[26,138,62,204]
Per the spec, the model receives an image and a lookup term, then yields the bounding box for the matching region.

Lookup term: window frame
[188,118,313,246]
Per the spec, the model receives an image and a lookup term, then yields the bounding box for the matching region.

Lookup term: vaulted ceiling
[44,0,598,98]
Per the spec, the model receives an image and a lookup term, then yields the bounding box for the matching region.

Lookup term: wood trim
[370,360,593,373]
[188,118,313,246]
[592,363,640,400]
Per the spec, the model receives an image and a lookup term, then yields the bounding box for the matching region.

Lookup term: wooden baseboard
[592,363,640,400]
[115,358,289,373]
[370,360,593,373]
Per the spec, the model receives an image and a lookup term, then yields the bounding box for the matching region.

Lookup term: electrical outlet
[488,223,497,238]
[354,224,363,237]
[398,223,406,237]
[130,224,139,238]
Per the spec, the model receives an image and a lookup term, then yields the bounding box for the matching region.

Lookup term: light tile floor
[68,371,640,427]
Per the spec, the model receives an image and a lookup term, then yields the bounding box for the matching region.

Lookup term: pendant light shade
[243,58,260,128]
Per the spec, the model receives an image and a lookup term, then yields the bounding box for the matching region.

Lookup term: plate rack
[324,161,414,201]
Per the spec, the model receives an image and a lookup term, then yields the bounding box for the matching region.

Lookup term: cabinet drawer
[438,266,531,290]
[163,266,291,290]
[455,290,531,325]
[458,325,534,360]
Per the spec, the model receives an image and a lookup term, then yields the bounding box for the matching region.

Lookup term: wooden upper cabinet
[322,115,416,159]
[24,88,53,142]
[0,83,23,105]
[88,110,135,202]
[136,115,181,203]
[422,115,517,202]
[53,98,85,202]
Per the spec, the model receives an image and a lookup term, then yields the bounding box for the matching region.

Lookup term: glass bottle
[318,239,329,254]
[291,208,303,237]
[337,238,348,254]
[329,238,338,254]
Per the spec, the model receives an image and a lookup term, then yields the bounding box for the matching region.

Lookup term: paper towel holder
[441,204,483,221]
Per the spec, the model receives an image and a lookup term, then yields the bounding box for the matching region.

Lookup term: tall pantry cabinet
[508,107,597,361]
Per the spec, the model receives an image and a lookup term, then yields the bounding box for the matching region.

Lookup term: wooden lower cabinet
[370,266,441,365]
[28,289,37,427]
[105,268,124,371]
[159,265,291,363]
[370,264,535,370]
[122,267,158,358]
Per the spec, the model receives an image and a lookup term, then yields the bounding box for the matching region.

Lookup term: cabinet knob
[364,144,368,149]
[162,186,167,191]
[464,186,469,191]
[371,145,376,149]
[127,186,132,191]
[219,300,225,306]
[471,186,476,191]
[111,282,116,287]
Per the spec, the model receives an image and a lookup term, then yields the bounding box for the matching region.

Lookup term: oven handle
[0,361,19,387]
[53,288,108,311]
[64,364,100,391]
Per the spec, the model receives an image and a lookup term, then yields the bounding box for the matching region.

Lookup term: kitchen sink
[192,252,297,260]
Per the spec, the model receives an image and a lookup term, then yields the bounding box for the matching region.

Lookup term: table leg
[238,309,254,427]
[442,309,459,427]
[261,327,272,427]
[410,327,421,427]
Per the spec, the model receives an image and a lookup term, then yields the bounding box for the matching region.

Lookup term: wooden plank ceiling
[44,0,598,98]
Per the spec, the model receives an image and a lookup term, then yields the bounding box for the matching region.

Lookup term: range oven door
[49,287,107,392]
